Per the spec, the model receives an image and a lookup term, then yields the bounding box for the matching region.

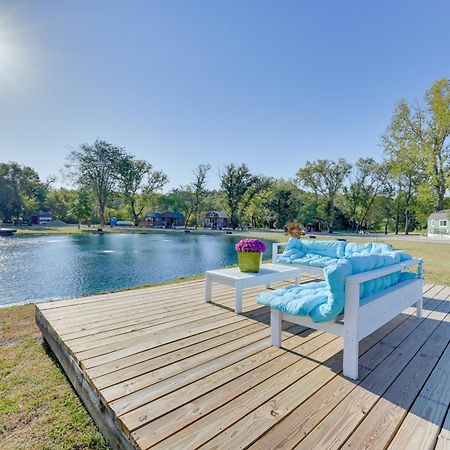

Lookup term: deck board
[35,279,450,450]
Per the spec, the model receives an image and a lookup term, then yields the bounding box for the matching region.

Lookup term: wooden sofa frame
[270,257,423,379]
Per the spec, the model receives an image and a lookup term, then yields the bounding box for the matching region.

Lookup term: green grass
[0,305,108,449]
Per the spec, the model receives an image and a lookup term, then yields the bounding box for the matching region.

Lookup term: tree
[383,103,428,234]
[343,158,389,232]
[118,158,168,225]
[190,164,211,229]
[67,139,127,226]
[44,188,77,222]
[296,158,351,233]
[219,163,257,229]
[265,180,302,229]
[383,79,450,211]
[0,162,47,223]
[69,190,93,227]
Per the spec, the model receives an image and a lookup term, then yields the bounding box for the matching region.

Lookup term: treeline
[1,79,449,234]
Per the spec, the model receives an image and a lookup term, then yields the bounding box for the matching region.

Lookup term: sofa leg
[343,334,359,380]
[416,297,423,319]
[271,309,282,347]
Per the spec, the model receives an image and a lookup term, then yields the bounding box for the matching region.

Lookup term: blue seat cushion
[257,281,329,316]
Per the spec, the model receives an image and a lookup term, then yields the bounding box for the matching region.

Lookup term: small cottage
[427,210,450,238]
[161,212,185,228]
[204,211,229,230]
[145,212,162,227]
[30,211,52,225]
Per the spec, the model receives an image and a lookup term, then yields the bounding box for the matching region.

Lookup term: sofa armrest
[272,242,288,263]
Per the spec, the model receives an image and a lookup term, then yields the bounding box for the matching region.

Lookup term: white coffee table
[205,263,302,313]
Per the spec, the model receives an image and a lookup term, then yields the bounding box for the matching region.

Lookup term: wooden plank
[248,291,444,450]
[292,290,450,449]
[195,287,446,449]
[119,330,330,439]
[93,322,269,390]
[35,308,137,450]
[105,326,277,407]
[84,316,267,374]
[62,285,271,344]
[436,406,450,450]
[134,336,344,449]
[342,298,450,449]
[387,328,450,449]
[37,278,204,310]
[75,304,270,362]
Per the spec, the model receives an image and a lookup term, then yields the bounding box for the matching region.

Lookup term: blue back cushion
[296,239,346,258]
[344,242,393,257]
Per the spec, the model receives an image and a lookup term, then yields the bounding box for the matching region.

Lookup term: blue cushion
[344,242,393,257]
[257,281,329,316]
[291,254,339,268]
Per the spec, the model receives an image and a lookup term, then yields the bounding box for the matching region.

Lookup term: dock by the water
[36,279,450,449]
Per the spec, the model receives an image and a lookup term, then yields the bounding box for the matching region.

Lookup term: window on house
[439,220,447,227]
[431,220,435,226]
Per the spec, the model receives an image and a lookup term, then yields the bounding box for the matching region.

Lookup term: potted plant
[235,239,267,273]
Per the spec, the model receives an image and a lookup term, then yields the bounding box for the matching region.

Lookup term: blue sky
[1,0,449,189]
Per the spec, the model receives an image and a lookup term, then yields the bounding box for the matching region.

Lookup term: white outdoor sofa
[260,252,423,380]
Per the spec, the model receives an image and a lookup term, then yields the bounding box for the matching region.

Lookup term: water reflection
[0,233,274,306]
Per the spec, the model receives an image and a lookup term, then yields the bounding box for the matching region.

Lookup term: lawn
[0,305,108,450]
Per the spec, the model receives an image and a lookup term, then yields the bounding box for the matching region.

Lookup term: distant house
[145,212,162,227]
[161,212,185,228]
[428,210,450,238]
[30,211,52,225]
[204,211,229,230]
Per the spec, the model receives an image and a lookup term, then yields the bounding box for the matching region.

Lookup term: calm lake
[0,232,274,306]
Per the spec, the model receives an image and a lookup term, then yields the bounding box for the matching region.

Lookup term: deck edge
[35,306,138,450]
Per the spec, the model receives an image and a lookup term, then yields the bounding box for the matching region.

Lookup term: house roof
[32,211,52,217]
[161,212,185,219]
[205,210,229,218]
[145,212,162,218]
[429,210,450,220]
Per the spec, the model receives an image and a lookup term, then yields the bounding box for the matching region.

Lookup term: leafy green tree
[265,180,302,229]
[69,190,93,227]
[383,79,450,211]
[67,139,127,226]
[191,164,211,229]
[296,158,351,233]
[219,163,258,229]
[0,162,47,222]
[343,158,389,232]
[118,158,168,225]
[44,188,77,222]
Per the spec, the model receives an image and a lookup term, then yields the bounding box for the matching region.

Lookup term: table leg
[205,276,212,303]
[295,275,300,284]
[235,286,243,314]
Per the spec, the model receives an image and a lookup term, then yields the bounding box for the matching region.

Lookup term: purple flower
[235,239,267,253]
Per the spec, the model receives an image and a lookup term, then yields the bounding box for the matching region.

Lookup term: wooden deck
[35,279,450,450]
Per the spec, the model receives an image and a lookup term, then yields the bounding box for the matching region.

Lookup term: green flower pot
[237,251,262,273]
